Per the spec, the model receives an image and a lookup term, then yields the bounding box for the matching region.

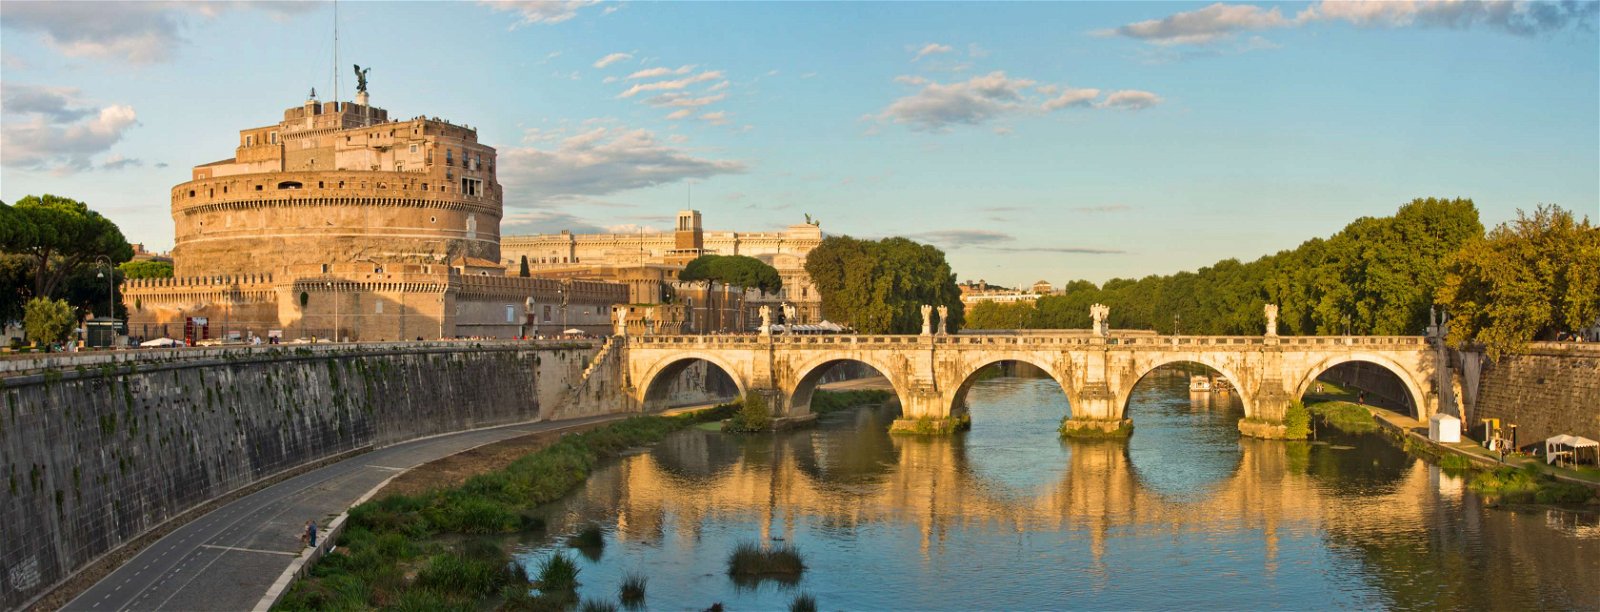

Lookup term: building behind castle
[124,90,623,342]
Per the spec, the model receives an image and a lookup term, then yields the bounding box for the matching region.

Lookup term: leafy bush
[723,392,772,432]
[810,389,892,414]
[1282,400,1311,440]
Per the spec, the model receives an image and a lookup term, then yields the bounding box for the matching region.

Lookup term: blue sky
[3,1,1596,288]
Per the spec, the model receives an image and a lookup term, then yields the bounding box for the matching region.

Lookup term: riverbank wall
[1457,344,1600,445]
[0,341,645,610]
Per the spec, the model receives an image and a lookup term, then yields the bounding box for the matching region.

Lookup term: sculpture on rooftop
[353,64,371,93]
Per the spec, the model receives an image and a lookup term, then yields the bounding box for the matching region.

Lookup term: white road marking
[200,544,299,557]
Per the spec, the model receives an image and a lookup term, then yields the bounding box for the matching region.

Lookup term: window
[276,181,303,190]
[321,264,330,274]
[255,184,263,191]
[446,150,454,166]
[505,305,516,323]
[270,132,278,144]
[460,177,482,196]
[410,144,417,153]
[245,135,253,146]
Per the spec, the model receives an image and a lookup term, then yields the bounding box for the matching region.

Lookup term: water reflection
[517,375,1600,610]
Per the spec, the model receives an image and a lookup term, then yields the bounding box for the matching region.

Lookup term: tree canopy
[1437,204,1599,358]
[965,198,1483,336]
[679,254,783,293]
[119,260,173,279]
[23,297,76,347]
[804,236,964,334]
[2,195,133,298]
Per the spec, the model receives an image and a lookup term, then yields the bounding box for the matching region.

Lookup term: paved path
[61,414,620,612]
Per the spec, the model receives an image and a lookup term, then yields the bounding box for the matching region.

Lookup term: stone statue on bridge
[936,305,949,335]
[784,303,798,328]
[1264,303,1279,337]
[1091,303,1110,336]
[759,305,772,336]
[921,305,934,336]
[613,306,628,337]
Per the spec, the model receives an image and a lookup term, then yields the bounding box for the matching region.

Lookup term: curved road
[61,414,619,612]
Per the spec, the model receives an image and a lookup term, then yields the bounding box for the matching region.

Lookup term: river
[513,371,1600,609]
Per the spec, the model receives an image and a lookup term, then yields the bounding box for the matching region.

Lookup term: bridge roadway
[59,414,619,612]
[621,331,1441,434]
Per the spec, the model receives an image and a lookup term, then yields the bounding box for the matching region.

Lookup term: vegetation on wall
[804,236,964,334]
[680,254,784,293]
[119,260,173,279]
[967,198,1485,336]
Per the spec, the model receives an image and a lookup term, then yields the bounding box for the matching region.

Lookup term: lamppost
[95,256,114,346]
[1173,313,1180,336]
[558,282,568,332]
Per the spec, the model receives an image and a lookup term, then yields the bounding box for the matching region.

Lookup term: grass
[274,407,731,611]
[1282,400,1311,440]
[1307,400,1378,434]
[618,572,647,606]
[726,541,806,586]
[810,389,892,414]
[580,599,619,612]
[722,392,772,432]
[790,592,818,612]
[536,552,581,593]
[1470,465,1595,504]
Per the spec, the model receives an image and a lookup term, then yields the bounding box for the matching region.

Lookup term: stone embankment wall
[0,343,616,610]
[1462,344,1600,445]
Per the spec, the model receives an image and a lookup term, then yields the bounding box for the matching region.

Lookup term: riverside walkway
[59,414,621,612]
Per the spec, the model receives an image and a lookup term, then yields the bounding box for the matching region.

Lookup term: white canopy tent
[139,337,181,348]
[1544,434,1599,466]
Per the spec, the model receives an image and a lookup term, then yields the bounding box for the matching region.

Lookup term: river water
[514,372,1600,609]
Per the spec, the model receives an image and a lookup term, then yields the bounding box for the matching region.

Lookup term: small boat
[1189,375,1212,392]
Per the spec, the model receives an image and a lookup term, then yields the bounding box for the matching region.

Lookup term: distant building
[959,278,1040,305]
[503,211,827,324]
[1031,280,1054,295]
[124,89,624,342]
[129,243,173,263]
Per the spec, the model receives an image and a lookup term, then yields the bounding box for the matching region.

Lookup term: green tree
[804,236,964,334]
[965,300,1036,329]
[679,254,783,293]
[2,195,134,298]
[119,260,173,279]
[23,297,77,348]
[0,254,30,327]
[518,255,530,277]
[1437,204,1600,358]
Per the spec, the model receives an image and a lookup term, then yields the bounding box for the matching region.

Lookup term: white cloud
[626,65,695,79]
[643,92,726,108]
[1042,87,1101,110]
[912,42,954,61]
[876,71,1036,131]
[0,1,316,63]
[497,126,745,203]
[699,111,730,125]
[1099,3,1292,45]
[707,80,730,92]
[480,0,601,27]
[1095,90,1163,110]
[1,83,139,173]
[665,109,693,120]
[617,70,723,98]
[1100,1,1599,46]
[593,52,632,68]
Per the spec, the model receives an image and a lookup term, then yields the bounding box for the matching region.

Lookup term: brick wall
[1465,345,1600,446]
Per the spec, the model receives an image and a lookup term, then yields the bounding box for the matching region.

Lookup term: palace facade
[124,91,623,342]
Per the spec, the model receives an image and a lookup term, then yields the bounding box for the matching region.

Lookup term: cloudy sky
[2,1,1596,287]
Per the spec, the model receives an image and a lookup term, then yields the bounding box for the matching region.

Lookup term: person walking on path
[301,519,318,549]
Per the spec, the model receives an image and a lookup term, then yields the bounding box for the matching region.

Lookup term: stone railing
[624,333,1430,349]
[0,338,595,378]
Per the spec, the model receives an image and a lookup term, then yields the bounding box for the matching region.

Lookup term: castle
[123,90,623,342]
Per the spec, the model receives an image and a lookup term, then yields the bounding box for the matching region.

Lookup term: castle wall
[0,343,625,609]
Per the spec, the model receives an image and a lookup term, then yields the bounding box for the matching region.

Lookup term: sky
[2,1,1596,288]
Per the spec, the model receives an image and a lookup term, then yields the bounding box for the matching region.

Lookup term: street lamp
[1173,313,1180,336]
[95,256,114,346]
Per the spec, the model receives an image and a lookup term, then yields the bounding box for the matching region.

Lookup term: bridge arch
[947,354,1075,419]
[1120,356,1256,419]
[786,354,908,418]
[1292,352,1429,419]
[635,353,748,412]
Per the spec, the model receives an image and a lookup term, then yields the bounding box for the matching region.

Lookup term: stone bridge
[620,331,1440,435]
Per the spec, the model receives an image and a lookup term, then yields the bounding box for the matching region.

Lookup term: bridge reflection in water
[522,375,1600,610]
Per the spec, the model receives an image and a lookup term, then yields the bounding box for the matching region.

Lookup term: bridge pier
[889,386,970,434]
[1060,381,1132,439]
